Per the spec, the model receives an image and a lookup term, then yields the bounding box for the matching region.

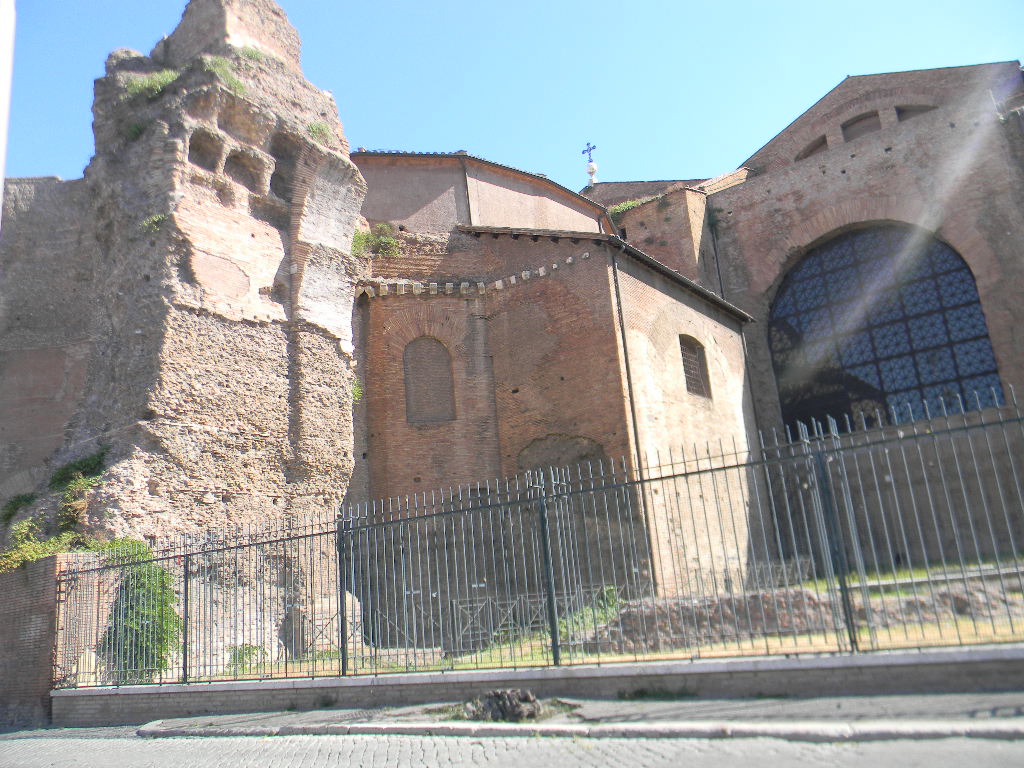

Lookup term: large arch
[768,224,1002,427]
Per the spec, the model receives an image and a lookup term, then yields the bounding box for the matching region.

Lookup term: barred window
[404,336,455,423]
[768,225,1002,427]
[679,335,712,398]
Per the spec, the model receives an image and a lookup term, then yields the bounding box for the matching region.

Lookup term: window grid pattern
[768,226,1002,426]
[680,336,712,399]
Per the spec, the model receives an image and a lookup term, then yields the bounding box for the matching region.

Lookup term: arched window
[768,225,1002,427]
[679,335,712,398]
[403,336,455,423]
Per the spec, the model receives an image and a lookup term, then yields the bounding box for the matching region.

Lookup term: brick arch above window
[404,336,456,424]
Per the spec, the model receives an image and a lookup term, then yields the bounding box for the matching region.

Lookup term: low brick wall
[0,555,62,727]
[51,645,1024,727]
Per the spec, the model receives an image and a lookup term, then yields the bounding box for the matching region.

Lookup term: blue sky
[6,0,1022,192]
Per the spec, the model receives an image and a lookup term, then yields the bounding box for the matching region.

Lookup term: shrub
[307,121,332,146]
[98,540,182,684]
[1,493,36,526]
[203,56,245,95]
[353,223,400,259]
[125,69,180,100]
[227,643,267,674]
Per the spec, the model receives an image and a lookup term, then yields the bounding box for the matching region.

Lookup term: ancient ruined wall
[614,255,757,595]
[0,0,366,542]
[710,63,1024,430]
[0,179,95,501]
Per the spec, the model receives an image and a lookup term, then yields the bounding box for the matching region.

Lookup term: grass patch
[307,121,332,146]
[140,214,168,234]
[238,46,266,63]
[1,493,36,526]
[125,69,180,100]
[203,56,245,95]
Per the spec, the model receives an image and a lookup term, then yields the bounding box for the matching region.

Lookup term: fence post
[181,553,190,683]
[336,516,350,677]
[537,474,561,666]
[812,450,860,652]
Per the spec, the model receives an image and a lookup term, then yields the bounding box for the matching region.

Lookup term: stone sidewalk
[136,692,1024,742]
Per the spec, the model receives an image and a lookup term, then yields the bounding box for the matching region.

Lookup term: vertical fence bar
[181,553,190,684]
[336,517,350,676]
[812,448,859,652]
[537,476,561,666]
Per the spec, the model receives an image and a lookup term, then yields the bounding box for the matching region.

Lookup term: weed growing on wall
[307,121,332,146]
[1,493,36,526]
[351,377,364,403]
[98,540,182,685]
[352,223,400,259]
[0,519,82,573]
[125,69,181,100]
[238,46,266,62]
[608,196,656,224]
[203,56,245,95]
[140,214,168,234]
[50,447,108,532]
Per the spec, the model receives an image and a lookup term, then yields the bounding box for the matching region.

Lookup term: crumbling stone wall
[0,0,366,543]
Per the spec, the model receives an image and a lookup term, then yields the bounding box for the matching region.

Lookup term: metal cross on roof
[582,142,597,162]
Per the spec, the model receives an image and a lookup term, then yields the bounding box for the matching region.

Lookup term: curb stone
[136,719,1024,742]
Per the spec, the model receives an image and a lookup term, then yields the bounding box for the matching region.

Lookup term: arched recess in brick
[403,336,456,423]
[768,224,1002,427]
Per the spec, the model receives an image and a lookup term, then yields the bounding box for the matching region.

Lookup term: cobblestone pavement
[1,732,1024,767]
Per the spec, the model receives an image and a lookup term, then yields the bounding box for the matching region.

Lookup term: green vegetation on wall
[1,493,36,526]
[0,448,109,572]
[608,196,657,225]
[125,69,181,101]
[307,121,332,146]
[352,223,400,259]
[203,56,245,96]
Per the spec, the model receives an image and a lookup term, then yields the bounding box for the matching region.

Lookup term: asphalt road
[2,730,1024,768]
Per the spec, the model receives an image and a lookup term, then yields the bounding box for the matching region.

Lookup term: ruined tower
[0,0,367,539]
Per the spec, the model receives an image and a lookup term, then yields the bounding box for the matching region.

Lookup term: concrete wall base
[51,645,1024,727]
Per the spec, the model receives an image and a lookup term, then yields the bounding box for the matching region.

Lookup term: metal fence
[53,397,1024,688]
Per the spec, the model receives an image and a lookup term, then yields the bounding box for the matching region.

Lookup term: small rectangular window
[680,335,712,398]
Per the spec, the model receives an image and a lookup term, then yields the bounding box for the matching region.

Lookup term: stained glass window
[768,225,1002,427]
